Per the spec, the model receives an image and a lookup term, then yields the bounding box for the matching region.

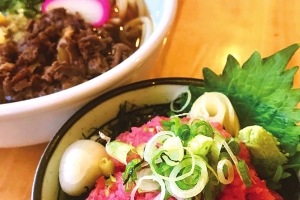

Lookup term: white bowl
[32,77,204,200]
[0,0,178,147]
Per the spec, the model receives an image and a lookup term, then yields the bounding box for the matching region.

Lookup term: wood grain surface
[1,0,300,199]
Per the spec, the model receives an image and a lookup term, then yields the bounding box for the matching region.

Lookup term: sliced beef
[109,43,133,68]
[0,8,134,104]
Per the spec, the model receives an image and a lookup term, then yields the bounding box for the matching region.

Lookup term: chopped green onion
[177,124,190,141]
[237,160,252,188]
[135,143,146,159]
[106,140,134,165]
[219,152,230,160]
[187,134,213,156]
[199,156,219,185]
[210,131,225,164]
[170,117,181,135]
[115,116,259,199]
[168,157,208,198]
[123,158,143,191]
[190,120,214,137]
[227,138,241,156]
[158,162,173,176]
[162,136,184,166]
[150,148,196,182]
[136,168,160,192]
[221,139,238,165]
[170,90,192,113]
[161,120,175,130]
[130,175,166,200]
[143,131,175,163]
[272,165,283,182]
[217,159,234,184]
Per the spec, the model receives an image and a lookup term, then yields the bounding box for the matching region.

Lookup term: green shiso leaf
[203,43,300,156]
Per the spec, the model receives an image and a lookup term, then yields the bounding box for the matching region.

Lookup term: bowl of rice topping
[0,0,177,147]
[32,77,204,200]
[32,76,300,200]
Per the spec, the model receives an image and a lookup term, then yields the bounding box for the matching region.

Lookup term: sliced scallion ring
[210,131,225,164]
[170,90,192,113]
[162,136,184,166]
[221,139,238,165]
[106,140,134,164]
[149,147,196,182]
[237,160,252,188]
[143,131,175,163]
[217,159,234,184]
[130,175,165,200]
[168,158,208,198]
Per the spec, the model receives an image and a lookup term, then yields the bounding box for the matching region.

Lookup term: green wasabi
[238,125,288,181]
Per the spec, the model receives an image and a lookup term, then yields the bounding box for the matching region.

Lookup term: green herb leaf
[0,0,43,18]
[122,158,143,191]
[0,0,16,11]
[202,43,300,156]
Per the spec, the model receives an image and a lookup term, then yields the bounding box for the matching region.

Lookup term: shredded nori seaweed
[86,102,176,145]
[123,158,145,186]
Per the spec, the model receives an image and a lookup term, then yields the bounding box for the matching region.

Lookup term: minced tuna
[87,116,172,200]
[86,116,283,200]
[216,143,283,200]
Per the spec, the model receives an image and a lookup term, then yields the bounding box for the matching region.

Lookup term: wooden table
[1,0,300,199]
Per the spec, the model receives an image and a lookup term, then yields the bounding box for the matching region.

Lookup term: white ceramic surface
[0,0,178,147]
[32,77,204,200]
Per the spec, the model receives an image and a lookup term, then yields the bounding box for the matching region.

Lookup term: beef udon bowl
[0,0,177,147]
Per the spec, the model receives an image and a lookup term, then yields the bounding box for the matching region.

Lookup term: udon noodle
[106,0,153,48]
